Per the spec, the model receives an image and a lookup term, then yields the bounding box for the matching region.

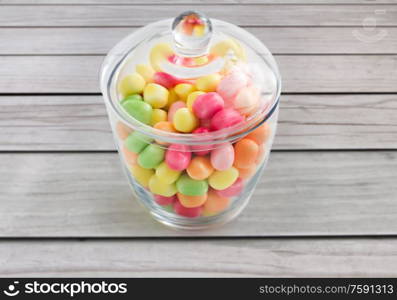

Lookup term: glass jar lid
[100,11,281,145]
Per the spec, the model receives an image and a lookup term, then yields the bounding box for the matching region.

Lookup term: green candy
[138,144,165,169]
[162,204,174,212]
[120,94,143,105]
[176,174,208,196]
[124,131,153,153]
[121,99,152,124]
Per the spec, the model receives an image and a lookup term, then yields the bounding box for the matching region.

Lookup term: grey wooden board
[1,55,396,93]
[1,27,397,55]
[0,5,395,27]
[1,95,396,151]
[1,238,397,276]
[0,1,395,278]
[1,151,397,237]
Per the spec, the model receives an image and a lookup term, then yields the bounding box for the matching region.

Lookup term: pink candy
[210,142,234,171]
[165,144,191,171]
[174,201,202,218]
[210,108,244,131]
[215,178,244,197]
[193,127,209,134]
[154,72,189,89]
[168,101,186,122]
[154,194,176,206]
[192,92,224,119]
[191,127,212,156]
[216,71,249,107]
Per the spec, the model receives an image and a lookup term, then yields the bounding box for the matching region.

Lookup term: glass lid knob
[172,11,212,57]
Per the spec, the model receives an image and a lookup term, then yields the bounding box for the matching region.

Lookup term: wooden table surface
[1,0,397,277]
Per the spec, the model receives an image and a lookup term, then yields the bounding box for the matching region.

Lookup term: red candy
[192,92,224,119]
[174,201,202,218]
[154,72,189,89]
[215,178,244,197]
[165,144,192,171]
[154,194,176,206]
[199,118,212,129]
[191,127,212,156]
[210,108,244,131]
[168,54,195,67]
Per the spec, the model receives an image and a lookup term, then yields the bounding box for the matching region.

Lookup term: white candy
[233,85,261,115]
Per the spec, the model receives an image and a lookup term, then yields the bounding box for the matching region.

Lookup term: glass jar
[100,11,281,230]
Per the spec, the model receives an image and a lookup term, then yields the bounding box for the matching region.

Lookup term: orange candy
[256,145,266,164]
[122,145,138,166]
[234,138,259,169]
[246,123,270,145]
[237,165,257,180]
[203,189,230,215]
[116,121,132,140]
[153,121,177,145]
[153,121,177,133]
[186,156,214,180]
[177,193,207,208]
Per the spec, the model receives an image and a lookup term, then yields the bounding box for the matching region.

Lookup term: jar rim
[100,18,281,146]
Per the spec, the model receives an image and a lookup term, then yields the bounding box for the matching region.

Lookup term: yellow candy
[144,83,169,108]
[193,24,205,37]
[193,56,208,65]
[130,164,154,188]
[210,39,246,61]
[195,74,221,92]
[173,108,199,133]
[136,64,155,83]
[155,162,181,184]
[150,108,167,126]
[186,91,205,111]
[165,88,179,109]
[118,73,146,97]
[149,43,174,71]
[208,167,239,190]
[174,83,196,101]
[148,175,177,197]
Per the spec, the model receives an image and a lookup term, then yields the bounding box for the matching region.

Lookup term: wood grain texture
[1,238,397,277]
[1,151,397,237]
[0,5,395,27]
[1,94,396,151]
[1,55,396,93]
[0,96,112,151]
[0,0,395,278]
[1,27,396,55]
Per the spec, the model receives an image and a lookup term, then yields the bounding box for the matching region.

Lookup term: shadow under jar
[100,11,281,230]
